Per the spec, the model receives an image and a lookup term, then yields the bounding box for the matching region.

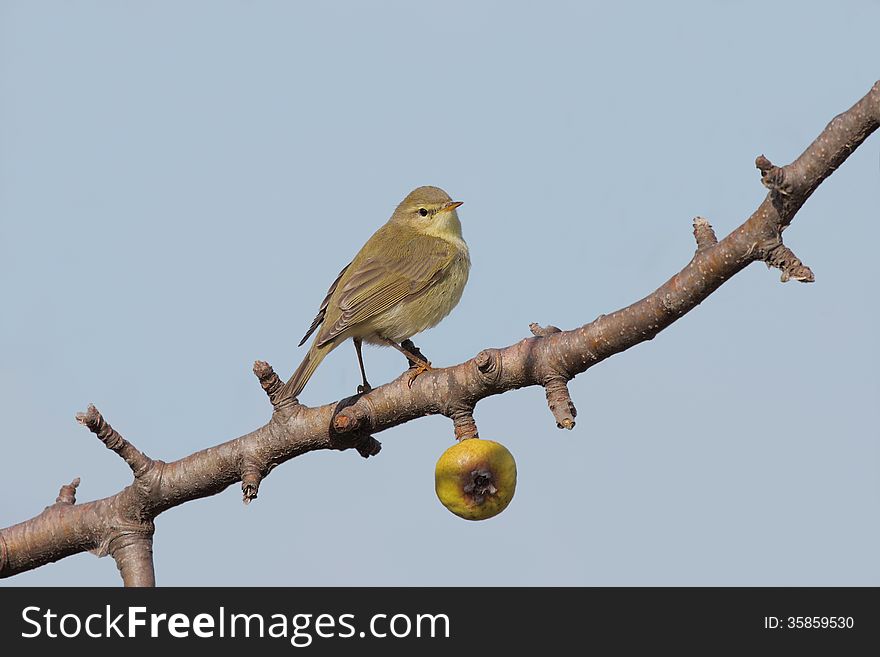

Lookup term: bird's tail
[278,343,332,401]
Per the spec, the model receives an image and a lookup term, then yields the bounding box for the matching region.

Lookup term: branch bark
[2,81,878,585]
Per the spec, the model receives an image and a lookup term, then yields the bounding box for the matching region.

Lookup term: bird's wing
[315,235,455,347]
[298,262,351,346]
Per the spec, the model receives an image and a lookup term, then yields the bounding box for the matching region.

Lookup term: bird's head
[392,186,464,239]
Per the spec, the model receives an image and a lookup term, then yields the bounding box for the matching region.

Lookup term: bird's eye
[418,208,428,217]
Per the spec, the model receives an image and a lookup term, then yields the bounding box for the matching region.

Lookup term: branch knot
[763,242,815,283]
[474,349,502,386]
[543,375,577,430]
[254,360,300,414]
[529,323,562,337]
[756,155,789,194]
[76,405,153,477]
[240,455,264,504]
[329,396,381,458]
[692,217,718,251]
[55,478,81,505]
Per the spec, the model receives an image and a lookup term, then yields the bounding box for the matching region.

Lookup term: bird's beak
[445,201,464,211]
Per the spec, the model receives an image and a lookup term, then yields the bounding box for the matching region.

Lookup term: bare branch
[756,154,788,195]
[2,80,878,585]
[110,531,155,587]
[528,326,578,429]
[544,377,577,430]
[764,243,815,283]
[240,456,263,504]
[75,405,153,477]
[692,217,718,252]
[254,360,291,411]
[55,478,81,506]
[453,414,479,441]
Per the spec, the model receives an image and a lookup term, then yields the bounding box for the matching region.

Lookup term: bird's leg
[353,338,372,394]
[378,337,432,388]
[400,339,430,369]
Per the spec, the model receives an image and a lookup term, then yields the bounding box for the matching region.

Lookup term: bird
[278,185,470,401]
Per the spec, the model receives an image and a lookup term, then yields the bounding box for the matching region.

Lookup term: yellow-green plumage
[280,186,470,400]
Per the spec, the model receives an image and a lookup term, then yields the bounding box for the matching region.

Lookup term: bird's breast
[367,249,470,344]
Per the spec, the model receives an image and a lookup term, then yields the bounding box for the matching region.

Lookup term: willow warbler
[279,186,470,401]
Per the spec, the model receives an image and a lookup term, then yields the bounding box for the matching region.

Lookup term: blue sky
[1,1,878,585]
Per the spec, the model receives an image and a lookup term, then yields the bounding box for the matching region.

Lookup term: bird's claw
[406,361,432,388]
[357,382,372,394]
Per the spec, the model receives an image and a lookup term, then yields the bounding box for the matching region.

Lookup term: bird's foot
[406,360,433,388]
[401,339,429,368]
[357,382,373,394]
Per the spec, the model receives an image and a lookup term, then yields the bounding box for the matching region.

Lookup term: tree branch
[76,405,153,477]
[2,81,878,585]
